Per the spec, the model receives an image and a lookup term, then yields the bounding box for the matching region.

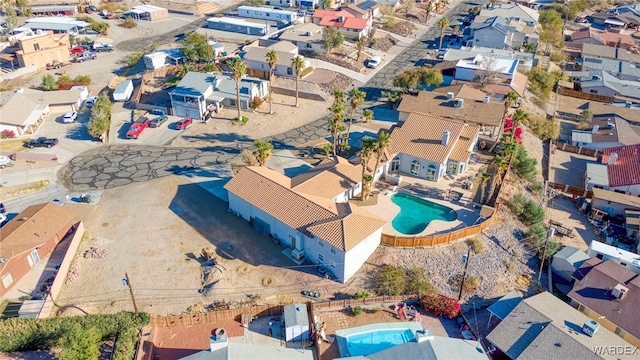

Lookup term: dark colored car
[176,117,193,130]
[149,116,168,128]
[126,116,151,139]
[27,137,59,148]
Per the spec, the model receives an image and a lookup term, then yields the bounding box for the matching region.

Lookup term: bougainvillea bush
[1,129,16,139]
[421,294,461,318]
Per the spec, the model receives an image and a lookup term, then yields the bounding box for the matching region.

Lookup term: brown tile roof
[480,71,528,97]
[449,125,479,163]
[434,84,488,100]
[568,259,640,340]
[0,92,41,126]
[397,91,505,127]
[224,166,384,251]
[291,157,362,200]
[0,203,76,269]
[592,187,640,208]
[390,113,478,164]
[601,144,640,188]
[306,202,385,251]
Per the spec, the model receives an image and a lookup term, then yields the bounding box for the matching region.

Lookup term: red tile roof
[571,27,635,48]
[601,144,640,187]
[314,9,368,30]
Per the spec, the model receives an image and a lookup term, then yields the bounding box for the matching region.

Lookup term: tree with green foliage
[579,109,593,124]
[182,32,210,63]
[373,265,407,296]
[265,50,278,114]
[363,108,373,123]
[438,17,449,50]
[507,193,545,226]
[322,26,344,54]
[513,146,537,181]
[292,55,306,108]
[405,267,436,297]
[15,0,32,17]
[522,42,537,53]
[4,7,18,33]
[372,131,391,189]
[328,101,346,156]
[58,324,101,360]
[124,52,143,68]
[505,91,518,109]
[393,67,443,92]
[355,37,366,61]
[87,92,112,139]
[527,68,561,100]
[322,0,332,9]
[228,57,247,122]
[526,115,560,141]
[359,136,376,199]
[254,139,273,166]
[512,109,528,129]
[347,88,366,140]
[41,74,57,91]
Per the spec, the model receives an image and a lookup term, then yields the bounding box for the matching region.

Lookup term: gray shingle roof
[284,304,309,327]
[487,292,523,320]
[170,72,215,98]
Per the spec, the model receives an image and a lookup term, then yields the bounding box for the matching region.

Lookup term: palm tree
[347,88,366,141]
[425,2,434,22]
[522,42,536,53]
[359,136,377,200]
[291,56,306,107]
[254,139,273,166]
[363,109,374,123]
[372,132,391,188]
[227,57,247,122]
[355,37,366,61]
[328,103,346,156]
[479,172,491,204]
[265,50,278,115]
[512,109,528,128]
[438,17,449,50]
[333,88,346,106]
[488,155,508,204]
[505,91,518,110]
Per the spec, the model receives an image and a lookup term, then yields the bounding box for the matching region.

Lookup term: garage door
[252,217,270,236]
[187,109,200,119]
[175,107,187,117]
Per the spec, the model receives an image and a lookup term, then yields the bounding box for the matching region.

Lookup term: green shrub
[352,306,364,316]
[513,146,537,181]
[506,194,545,226]
[124,52,143,68]
[354,290,370,299]
[467,237,485,254]
[41,74,57,91]
[526,116,559,141]
[526,223,547,246]
[372,265,435,296]
[463,276,480,293]
[122,17,137,29]
[87,92,112,139]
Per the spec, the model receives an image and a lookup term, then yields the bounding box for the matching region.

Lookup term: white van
[367,56,382,69]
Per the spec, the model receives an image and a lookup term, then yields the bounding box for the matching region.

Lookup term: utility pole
[123,272,139,315]
[458,247,472,301]
[537,227,555,288]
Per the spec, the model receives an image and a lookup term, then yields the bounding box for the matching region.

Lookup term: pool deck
[335,322,424,357]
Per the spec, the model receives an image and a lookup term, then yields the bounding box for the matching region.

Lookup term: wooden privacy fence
[557,143,600,158]
[557,87,614,103]
[150,304,285,327]
[380,206,497,248]
[311,295,418,312]
[548,182,593,198]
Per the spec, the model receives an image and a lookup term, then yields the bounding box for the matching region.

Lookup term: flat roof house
[224,166,385,283]
[207,17,268,36]
[14,30,71,69]
[127,5,169,21]
[587,240,640,274]
[585,144,640,196]
[388,113,479,182]
[454,54,518,85]
[238,6,297,24]
[487,291,637,360]
[0,203,76,299]
[22,17,90,36]
[169,71,269,120]
[243,41,310,79]
[569,258,640,348]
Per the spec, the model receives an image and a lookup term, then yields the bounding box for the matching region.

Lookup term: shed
[284,303,309,342]
[113,80,133,102]
[144,52,168,70]
[552,246,590,283]
[128,5,168,21]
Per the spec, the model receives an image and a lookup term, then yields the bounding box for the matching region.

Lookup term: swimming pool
[344,328,415,356]
[391,193,457,235]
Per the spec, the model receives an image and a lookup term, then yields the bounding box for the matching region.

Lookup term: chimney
[210,330,228,352]
[608,152,618,166]
[592,124,599,134]
[441,130,450,146]
[483,96,490,103]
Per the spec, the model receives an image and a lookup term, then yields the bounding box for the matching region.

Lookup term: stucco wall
[396,153,445,181]
[343,227,382,282]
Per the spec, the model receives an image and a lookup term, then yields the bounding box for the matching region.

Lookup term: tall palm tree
[291,56,306,107]
[254,139,273,166]
[228,57,246,122]
[372,132,391,188]
[347,88,366,141]
[438,17,449,50]
[425,2,434,23]
[333,88,346,106]
[359,136,377,200]
[355,37,366,61]
[328,103,346,156]
[505,91,518,109]
[512,109,528,129]
[265,50,278,115]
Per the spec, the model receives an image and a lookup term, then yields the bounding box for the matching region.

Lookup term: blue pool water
[391,193,457,235]
[346,329,415,356]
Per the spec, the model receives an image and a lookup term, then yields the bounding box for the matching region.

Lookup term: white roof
[586,162,609,187]
[588,240,640,267]
[131,5,166,13]
[572,130,593,144]
[455,54,518,74]
[207,17,268,29]
[25,17,88,25]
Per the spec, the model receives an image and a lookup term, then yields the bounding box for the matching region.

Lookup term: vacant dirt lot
[56,175,335,316]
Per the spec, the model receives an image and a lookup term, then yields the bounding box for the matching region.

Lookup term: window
[306,43,312,48]
[331,247,336,254]
[596,253,604,260]
[590,90,597,94]
[578,304,590,315]
[318,254,324,261]
[390,157,400,172]
[1,273,13,288]
[33,43,40,51]
[426,164,437,181]
[319,239,324,247]
[410,160,420,176]
[287,67,293,75]
[330,260,336,268]
[615,327,627,337]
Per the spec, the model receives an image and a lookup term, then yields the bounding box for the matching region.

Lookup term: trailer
[113,80,133,102]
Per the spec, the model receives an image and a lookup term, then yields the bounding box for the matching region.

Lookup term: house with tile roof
[584,144,640,196]
[0,91,50,136]
[569,259,640,348]
[312,9,370,39]
[0,203,76,298]
[571,115,640,151]
[279,23,325,54]
[570,27,636,49]
[388,113,479,182]
[224,165,385,283]
[169,72,269,120]
[242,41,311,79]
[486,291,637,360]
[397,87,504,138]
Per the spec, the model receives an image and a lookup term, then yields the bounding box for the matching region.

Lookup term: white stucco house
[242,41,311,79]
[454,54,518,86]
[224,165,385,283]
[169,71,269,120]
[387,113,480,181]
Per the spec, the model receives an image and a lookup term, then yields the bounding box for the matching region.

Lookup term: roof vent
[442,130,450,146]
[306,31,312,36]
[626,101,632,108]
[582,319,600,337]
[446,92,455,99]
[454,98,464,108]
[612,283,629,300]
[483,95,490,103]
[608,152,618,166]
[592,124,599,134]
[606,119,615,128]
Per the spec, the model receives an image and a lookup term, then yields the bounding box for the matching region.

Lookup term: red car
[70,46,86,54]
[126,116,151,139]
[176,117,193,130]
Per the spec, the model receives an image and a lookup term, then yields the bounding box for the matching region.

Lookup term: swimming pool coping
[390,192,458,235]
[335,322,425,357]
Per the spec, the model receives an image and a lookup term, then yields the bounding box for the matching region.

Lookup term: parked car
[366,56,382,69]
[0,155,12,169]
[176,117,193,130]
[26,137,59,148]
[73,52,97,62]
[69,46,86,54]
[149,116,168,128]
[85,96,98,108]
[93,43,114,52]
[126,116,151,139]
[63,111,78,123]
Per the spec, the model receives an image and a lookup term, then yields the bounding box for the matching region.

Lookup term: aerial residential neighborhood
[1,0,640,358]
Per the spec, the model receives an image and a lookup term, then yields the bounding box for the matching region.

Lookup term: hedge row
[0,312,149,359]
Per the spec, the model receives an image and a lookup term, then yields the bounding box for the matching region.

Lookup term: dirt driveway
[56,175,335,316]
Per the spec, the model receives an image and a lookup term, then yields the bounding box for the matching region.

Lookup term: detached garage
[128,5,168,21]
